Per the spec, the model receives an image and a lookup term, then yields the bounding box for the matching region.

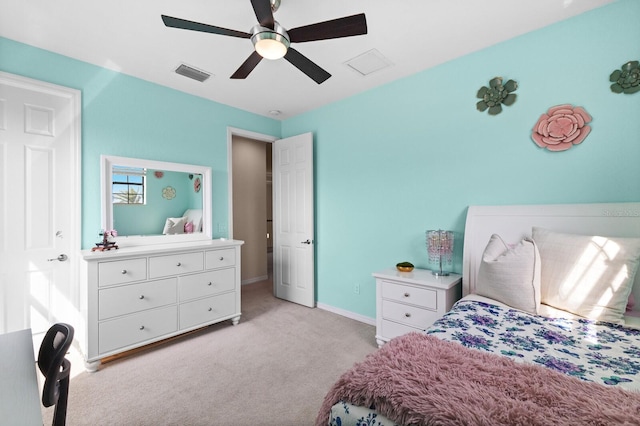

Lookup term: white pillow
[476,234,541,314]
[162,217,187,235]
[532,227,640,324]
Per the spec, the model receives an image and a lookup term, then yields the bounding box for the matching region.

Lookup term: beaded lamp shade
[426,230,454,276]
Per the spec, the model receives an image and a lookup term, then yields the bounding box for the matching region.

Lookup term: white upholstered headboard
[462,202,640,309]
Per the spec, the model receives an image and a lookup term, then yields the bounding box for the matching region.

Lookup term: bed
[316,202,640,426]
[162,208,203,234]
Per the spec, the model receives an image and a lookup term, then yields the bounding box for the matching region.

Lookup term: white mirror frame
[100,155,212,247]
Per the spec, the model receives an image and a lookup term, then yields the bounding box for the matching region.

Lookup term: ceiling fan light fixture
[251,23,290,60]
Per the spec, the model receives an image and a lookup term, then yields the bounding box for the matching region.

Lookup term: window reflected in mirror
[112,166,146,205]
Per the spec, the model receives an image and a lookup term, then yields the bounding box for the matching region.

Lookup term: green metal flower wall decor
[610,60,640,94]
[476,77,518,115]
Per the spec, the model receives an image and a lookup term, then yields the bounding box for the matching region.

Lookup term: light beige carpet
[42,279,377,425]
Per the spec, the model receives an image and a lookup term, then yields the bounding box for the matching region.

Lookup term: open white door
[0,72,80,336]
[273,132,314,307]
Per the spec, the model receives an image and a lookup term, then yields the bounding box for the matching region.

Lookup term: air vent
[175,64,211,82]
[344,49,393,76]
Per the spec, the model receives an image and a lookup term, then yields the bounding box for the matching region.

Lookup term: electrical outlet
[354,284,360,295]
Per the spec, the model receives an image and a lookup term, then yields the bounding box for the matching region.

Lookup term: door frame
[0,71,81,330]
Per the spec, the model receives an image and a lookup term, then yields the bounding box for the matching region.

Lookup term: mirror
[101,155,212,246]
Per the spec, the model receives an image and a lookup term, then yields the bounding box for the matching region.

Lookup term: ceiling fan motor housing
[251,21,290,60]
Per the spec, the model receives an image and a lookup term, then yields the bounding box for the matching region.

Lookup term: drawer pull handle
[176,262,182,267]
[139,325,145,330]
[139,295,145,300]
[405,313,411,318]
[208,307,213,312]
[121,269,127,274]
[208,282,212,286]
[404,293,410,298]
[219,257,224,261]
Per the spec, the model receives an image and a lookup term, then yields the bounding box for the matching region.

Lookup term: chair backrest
[38,323,74,409]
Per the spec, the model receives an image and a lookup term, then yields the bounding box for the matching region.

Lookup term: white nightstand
[373,268,462,348]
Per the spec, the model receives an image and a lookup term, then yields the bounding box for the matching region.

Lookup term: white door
[0,72,80,336]
[273,132,315,307]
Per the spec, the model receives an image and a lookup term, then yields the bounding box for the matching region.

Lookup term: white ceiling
[0,0,614,120]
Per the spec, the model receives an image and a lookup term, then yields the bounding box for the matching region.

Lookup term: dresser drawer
[98,306,178,354]
[149,252,203,278]
[382,299,441,329]
[99,278,177,320]
[179,268,235,302]
[205,248,236,269]
[179,292,236,329]
[381,319,422,340]
[98,258,147,287]
[381,281,438,310]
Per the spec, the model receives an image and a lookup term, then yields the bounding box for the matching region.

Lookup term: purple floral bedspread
[426,299,640,390]
[327,299,640,425]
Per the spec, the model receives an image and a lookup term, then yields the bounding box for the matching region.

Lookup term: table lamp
[426,230,454,276]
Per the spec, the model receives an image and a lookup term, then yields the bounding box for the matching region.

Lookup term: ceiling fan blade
[230,51,264,79]
[250,0,275,29]
[288,13,367,43]
[284,48,331,84]
[161,15,251,39]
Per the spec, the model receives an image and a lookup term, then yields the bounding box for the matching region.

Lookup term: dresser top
[81,238,244,261]
[373,268,462,290]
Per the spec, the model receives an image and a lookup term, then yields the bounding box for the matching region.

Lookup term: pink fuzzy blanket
[316,332,640,426]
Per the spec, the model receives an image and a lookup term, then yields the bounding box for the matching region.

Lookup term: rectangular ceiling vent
[344,49,393,77]
[175,63,211,82]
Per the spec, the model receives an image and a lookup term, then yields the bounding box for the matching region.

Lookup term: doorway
[228,128,315,307]
[230,131,275,285]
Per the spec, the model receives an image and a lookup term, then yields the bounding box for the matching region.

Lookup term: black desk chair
[38,323,74,426]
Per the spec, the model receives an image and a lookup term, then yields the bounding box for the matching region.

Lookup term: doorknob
[47,254,68,262]
[301,239,312,245]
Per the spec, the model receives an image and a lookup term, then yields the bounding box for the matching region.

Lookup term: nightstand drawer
[382,299,441,328]
[99,306,178,354]
[205,248,236,269]
[98,258,147,287]
[99,278,177,320]
[381,319,422,340]
[149,252,203,278]
[179,292,236,329]
[381,281,437,310]
[179,268,235,301]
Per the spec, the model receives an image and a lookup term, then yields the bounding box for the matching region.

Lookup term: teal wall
[1,0,638,321]
[282,0,640,318]
[0,38,281,248]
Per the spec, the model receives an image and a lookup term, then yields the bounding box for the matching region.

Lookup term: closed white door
[273,132,315,307]
[0,72,80,335]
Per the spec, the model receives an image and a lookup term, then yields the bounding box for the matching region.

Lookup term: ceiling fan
[161,0,367,84]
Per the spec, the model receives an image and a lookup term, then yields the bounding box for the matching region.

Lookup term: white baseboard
[242,275,269,285]
[316,302,376,326]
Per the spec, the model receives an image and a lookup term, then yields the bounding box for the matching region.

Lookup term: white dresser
[80,239,243,371]
[373,268,461,348]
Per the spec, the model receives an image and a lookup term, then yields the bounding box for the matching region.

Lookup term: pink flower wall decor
[531,104,592,152]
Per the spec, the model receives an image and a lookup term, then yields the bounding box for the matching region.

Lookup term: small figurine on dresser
[92,229,119,251]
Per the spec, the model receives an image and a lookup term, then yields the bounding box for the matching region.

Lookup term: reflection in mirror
[101,155,212,246]
[112,167,202,236]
